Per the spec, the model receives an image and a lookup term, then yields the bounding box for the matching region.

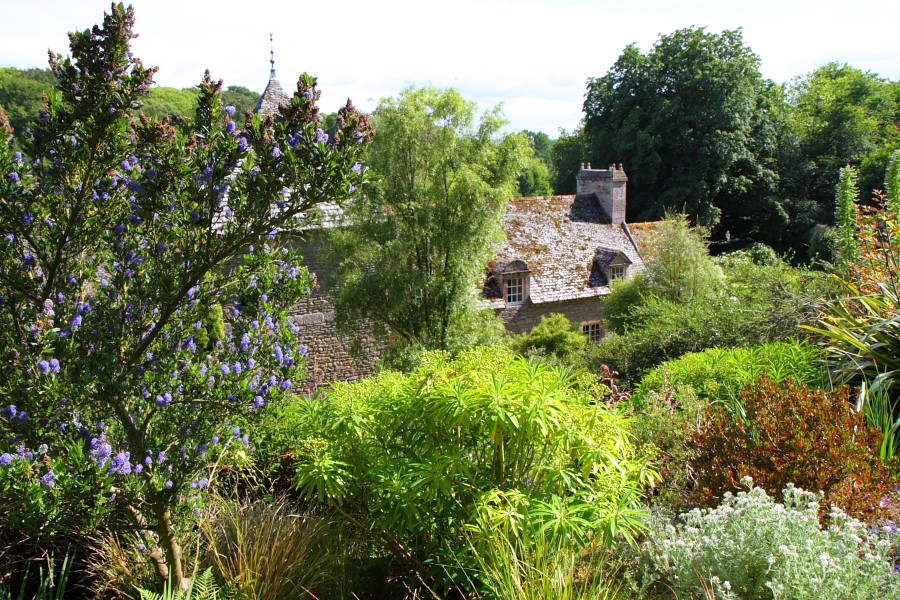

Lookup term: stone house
[483,164,646,341]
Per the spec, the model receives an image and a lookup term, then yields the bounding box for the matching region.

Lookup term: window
[506,276,525,305]
[609,265,626,280]
[582,321,604,343]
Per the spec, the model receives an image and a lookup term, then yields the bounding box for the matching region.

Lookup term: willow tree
[330,86,529,352]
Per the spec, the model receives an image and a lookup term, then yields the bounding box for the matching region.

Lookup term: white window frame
[581,321,604,343]
[505,275,525,305]
[608,265,626,280]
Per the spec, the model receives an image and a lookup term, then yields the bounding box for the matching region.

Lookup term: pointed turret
[253,33,290,116]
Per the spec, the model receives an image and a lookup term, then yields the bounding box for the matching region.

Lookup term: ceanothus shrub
[0,3,371,590]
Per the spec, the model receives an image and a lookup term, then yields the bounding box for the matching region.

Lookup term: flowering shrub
[0,4,370,589]
[638,479,900,599]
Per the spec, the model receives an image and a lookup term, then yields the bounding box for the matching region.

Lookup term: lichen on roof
[486,194,647,305]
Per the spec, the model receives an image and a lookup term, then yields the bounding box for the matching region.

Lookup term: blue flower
[90,436,112,468]
[37,360,50,374]
[225,105,236,116]
[70,314,82,329]
[9,172,19,181]
[271,147,281,158]
[41,470,56,487]
[164,480,173,489]
[137,543,147,552]
[314,129,328,144]
[0,453,12,465]
[49,358,60,373]
[351,162,362,174]
[225,120,236,134]
[237,137,248,152]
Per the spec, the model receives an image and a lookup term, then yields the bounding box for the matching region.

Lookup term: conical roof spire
[253,33,290,116]
[269,32,276,80]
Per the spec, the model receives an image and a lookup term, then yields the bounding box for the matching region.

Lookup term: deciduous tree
[330,85,528,351]
[583,27,779,233]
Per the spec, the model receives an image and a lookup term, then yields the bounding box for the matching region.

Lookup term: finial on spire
[269,33,276,80]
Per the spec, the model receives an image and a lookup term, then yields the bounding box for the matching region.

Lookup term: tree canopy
[329,85,529,352]
[583,27,779,233]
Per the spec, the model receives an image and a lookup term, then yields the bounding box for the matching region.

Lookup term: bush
[511,313,587,364]
[626,342,828,513]
[635,480,900,599]
[592,252,832,384]
[689,378,898,521]
[282,346,656,592]
[633,341,826,410]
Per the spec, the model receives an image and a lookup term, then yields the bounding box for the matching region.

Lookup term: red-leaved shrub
[690,378,898,521]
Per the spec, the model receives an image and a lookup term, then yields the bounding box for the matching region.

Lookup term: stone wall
[495,296,603,335]
[290,231,386,395]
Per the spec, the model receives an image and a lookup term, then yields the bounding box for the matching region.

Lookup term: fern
[137,568,229,600]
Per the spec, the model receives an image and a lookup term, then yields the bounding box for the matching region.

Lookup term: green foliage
[517,130,554,196]
[834,165,859,272]
[550,128,587,195]
[329,85,530,351]
[0,68,57,146]
[517,154,554,196]
[782,63,899,218]
[634,341,826,409]
[689,379,897,521]
[461,525,624,600]
[0,553,72,600]
[584,27,779,229]
[602,216,722,334]
[137,568,228,600]
[511,313,587,363]
[142,86,201,120]
[629,342,827,512]
[595,224,830,383]
[285,347,655,590]
[636,480,900,599]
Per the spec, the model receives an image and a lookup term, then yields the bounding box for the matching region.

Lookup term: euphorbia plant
[0,3,370,590]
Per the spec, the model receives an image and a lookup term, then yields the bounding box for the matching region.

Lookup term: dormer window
[592,248,632,286]
[500,260,530,306]
[506,275,525,304]
[609,265,626,280]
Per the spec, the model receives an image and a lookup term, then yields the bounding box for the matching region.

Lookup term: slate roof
[485,194,646,306]
[253,70,291,117]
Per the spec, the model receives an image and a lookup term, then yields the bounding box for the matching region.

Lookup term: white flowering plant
[638,477,900,599]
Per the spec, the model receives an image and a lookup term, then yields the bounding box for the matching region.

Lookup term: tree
[0,68,57,146]
[329,85,529,351]
[779,63,899,257]
[517,130,554,195]
[0,4,370,590]
[550,127,587,195]
[583,27,779,232]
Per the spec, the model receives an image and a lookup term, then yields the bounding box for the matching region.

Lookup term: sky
[1,0,898,136]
